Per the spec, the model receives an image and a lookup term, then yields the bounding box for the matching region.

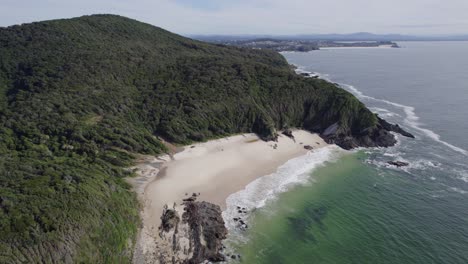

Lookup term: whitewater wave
[454,169,468,183]
[342,83,468,156]
[368,107,401,118]
[295,66,468,156]
[449,187,468,195]
[369,157,441,175]
[222,146,342,241]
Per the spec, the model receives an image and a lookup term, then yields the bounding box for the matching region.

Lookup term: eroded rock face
[320,118,415,150]
[157,198,227,264]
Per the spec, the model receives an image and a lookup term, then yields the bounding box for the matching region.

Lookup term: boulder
[282,129,294,139]
[159,207,180,233]
[388,161,409,167]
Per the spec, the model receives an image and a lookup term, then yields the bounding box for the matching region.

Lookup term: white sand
[129,130,328,262]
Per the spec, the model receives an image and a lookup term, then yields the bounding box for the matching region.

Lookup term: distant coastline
[207,39,400,52]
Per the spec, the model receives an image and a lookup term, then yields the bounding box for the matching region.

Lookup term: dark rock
[377,117,415,138]
[159,207,180,233]
[388,161,409,167]
[183,197,196,202]
[282,129,294,139]
[319,117,414,150]
[304,145,313,150]
[159,200,227,263]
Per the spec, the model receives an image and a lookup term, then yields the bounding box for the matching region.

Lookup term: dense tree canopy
[0,15,380,263]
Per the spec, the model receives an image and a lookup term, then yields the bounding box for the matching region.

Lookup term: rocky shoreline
[139,124,414,264]
[292,68,415,148]
[319,117,415,150]
[156,194,228,263]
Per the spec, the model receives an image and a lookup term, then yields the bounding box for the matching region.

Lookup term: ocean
[222,42,468,263]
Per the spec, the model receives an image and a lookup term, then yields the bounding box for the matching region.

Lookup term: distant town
[192,32,468,52]
[207,39,400,52]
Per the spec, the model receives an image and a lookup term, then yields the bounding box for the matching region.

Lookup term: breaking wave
[222,146,343,241]
[294,66,468,156]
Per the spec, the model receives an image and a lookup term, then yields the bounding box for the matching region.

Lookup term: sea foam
[222,146,342,240]
[340,83,468,156]
[295,65,468,156]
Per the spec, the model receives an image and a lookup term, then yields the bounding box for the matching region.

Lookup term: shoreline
[280,45,396,54]
[129,130,329,262]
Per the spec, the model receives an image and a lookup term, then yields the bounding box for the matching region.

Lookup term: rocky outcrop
[319,118,414,150]
[388,161,409,167]
[156,196,227,264]
[303,145,314,150]
[377,117,415,139]
[282,128,294,139]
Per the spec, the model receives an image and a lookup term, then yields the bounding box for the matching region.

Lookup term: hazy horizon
[1,0,468,36]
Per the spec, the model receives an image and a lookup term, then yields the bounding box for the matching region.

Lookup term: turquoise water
[227,42,468,263]
[234,153,468,263]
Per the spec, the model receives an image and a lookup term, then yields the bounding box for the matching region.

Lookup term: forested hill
[0,15,411,263]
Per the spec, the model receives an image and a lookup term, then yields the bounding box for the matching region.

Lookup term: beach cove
[128,130,331,262]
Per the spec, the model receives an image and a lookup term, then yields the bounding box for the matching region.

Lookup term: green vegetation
[0,15,379,263]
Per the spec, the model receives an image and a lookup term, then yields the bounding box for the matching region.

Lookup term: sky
[1,0,468,35]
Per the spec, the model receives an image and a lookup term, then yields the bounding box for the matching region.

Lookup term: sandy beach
[129,130,328,262]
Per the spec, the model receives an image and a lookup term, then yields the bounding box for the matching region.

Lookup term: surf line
[294,65,468,156]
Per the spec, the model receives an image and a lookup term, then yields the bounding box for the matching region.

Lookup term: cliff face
[0,15,412,263]
[155,199,227,264]
[318,117,415,149]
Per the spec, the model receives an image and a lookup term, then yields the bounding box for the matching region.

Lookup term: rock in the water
[319,117,414,150]
[378,117,415,138]
[388,161,409,167]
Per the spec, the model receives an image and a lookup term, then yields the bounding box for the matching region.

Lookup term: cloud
[396,23,468,29]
